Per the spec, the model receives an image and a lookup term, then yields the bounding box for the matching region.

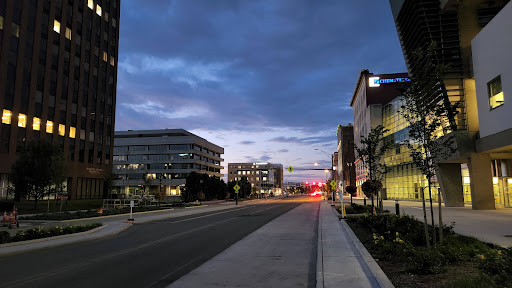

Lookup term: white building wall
[472,1,512,138]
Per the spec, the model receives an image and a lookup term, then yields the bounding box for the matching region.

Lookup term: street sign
[56,195,68,200]
[287,166,294,173]
[330,180,337,190]
[130,200,134,208]
[233,184,240,194]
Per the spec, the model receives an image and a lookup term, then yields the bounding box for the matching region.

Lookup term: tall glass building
[0,0,120,199]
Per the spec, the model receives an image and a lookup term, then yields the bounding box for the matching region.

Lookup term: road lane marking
[3,204,286,287]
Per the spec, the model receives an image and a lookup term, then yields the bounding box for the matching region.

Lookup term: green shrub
[7,223,101,243]
[478,248,512,287]
[446,273,497,288]
[0,231,10,244]
[406,247,446,274]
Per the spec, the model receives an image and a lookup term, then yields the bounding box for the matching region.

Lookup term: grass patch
[346,213,511,287]
[0,223,102,244]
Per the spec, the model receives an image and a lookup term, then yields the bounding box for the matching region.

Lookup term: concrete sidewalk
[168,201,393,288]
[350,198,512,247]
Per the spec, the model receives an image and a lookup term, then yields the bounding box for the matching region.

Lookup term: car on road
[310,191,323,197]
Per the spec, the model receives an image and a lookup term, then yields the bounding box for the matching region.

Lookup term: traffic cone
[2,211,6,222]
[9,212,13,224]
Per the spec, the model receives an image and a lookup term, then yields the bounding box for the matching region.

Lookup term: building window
[2,110,12,124]
[104,11,109,22]
[12,23,20,37]
[96,5,102,16]
[88,0,94,10]
[33,117,41,131]
[0,16,4,30]
[69,126,76,138]
[18,114,27,128]
[46,121,54,133]
[102,51,108,62]
[109,56,115,66]
[488,76,504,110]
[59,124,65,136]
[65,27,72,40]
[53,20,61,33]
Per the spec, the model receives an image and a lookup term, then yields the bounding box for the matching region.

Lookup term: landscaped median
[18,204,202,221]
[0,223,102,244]
[338,207,512,288]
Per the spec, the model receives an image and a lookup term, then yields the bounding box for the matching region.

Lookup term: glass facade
[382,97,440,201]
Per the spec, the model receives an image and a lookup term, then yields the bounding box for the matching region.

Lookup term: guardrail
[103,199,140,209]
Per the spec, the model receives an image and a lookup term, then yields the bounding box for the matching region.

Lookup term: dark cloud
[116,1,406,134]
[277,149,289,153]
[269,136,335,145]
[239,141,255,145]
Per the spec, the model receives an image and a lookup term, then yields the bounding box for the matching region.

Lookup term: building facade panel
[0,0,120,199]
[113,129,224,198]
[227,162,283,196]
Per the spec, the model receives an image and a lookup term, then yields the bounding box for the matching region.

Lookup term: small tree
[400,42,459,246]
[346,185,357,205]
[10,139,67,209]
[356,125,392,214]
[102,164,117,199]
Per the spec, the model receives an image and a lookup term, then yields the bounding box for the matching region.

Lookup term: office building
[471,1,512,208]
[389,0,510,209]
[227,162,283,196]
[350,70,415,198]
[0,0,120,199]
[113,129,224,198]
[336,125,356,195]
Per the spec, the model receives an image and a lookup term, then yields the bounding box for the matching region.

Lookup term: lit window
[53,20,61,33]
[12,23,20,37]
[46,121,54,133]
[18,114,27,128]
[0,16,4,30]
[59,124,65,136]
[65,27,72,40]
[33,117,41,131]
[88,0,94,9]
[96,4,102,16]
[102,51,108,62]
[488,76,504,109]
[2,110,12,124]
[110,56,115,66]
[69,127,76,138]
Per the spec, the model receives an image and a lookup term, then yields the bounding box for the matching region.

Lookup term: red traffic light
[313,182,316,185]
[305,182,309,185]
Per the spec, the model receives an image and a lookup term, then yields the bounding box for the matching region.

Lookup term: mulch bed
[346,220,479,288]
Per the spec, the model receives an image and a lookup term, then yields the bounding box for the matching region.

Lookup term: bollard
[395,200,400,216]
[364,197,366,206]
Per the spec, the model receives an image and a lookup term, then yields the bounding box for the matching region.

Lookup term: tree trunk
[428,180,436,246]
[421,187,431,248]
[438,186,444,245]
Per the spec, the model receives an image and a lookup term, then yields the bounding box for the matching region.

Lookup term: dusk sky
[114,0,407,183]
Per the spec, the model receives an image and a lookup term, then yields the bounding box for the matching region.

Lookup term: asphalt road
[0,200,304,288]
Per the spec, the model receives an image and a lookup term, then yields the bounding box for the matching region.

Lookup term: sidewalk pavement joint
[316,201,394,288]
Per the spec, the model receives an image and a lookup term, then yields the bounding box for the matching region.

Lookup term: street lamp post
[346,162,354,205]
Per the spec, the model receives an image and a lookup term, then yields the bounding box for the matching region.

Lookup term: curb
[0,223,134,257]
[18,208,176,223]
[0,224,107,248]
[0,203,243,256]
[316,204,324,288]
[337,215,395,288]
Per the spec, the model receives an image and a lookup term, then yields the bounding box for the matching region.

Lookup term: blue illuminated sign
[369,77,410,87]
